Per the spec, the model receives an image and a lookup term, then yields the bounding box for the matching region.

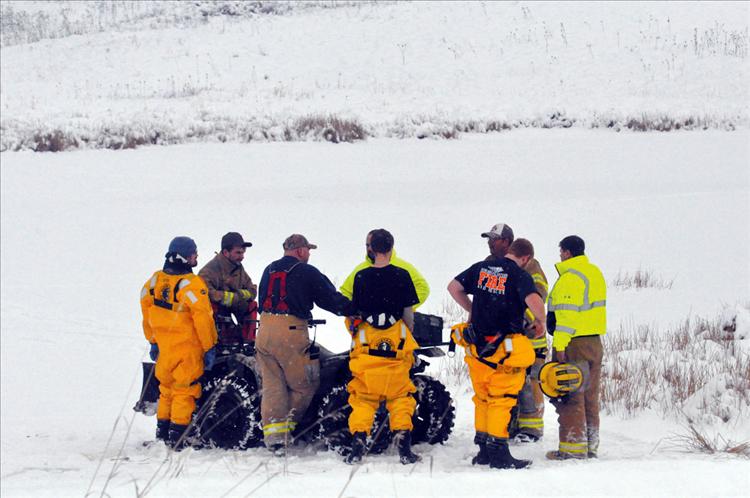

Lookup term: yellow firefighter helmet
[538,361,584,398]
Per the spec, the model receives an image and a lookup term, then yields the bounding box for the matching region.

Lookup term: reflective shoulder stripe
[149,275,157,288]
[359,329,367,346]
[140,287,148,299]
[185,290,198,304]
[532,275,548,290]
[400,323,407,340]
[177,279,191,290]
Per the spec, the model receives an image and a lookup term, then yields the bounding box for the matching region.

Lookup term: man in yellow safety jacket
[448,230,546,470]
[546,235,606,460]
[344,229,422,465]
[340,229,429,308]
[508,238,549,442]
[140,236,218,450]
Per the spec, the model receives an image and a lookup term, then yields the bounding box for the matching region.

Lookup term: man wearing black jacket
[256,234,353,453]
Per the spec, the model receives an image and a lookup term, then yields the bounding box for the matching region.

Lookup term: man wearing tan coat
[199,232,257,342]
[508,238,549,442]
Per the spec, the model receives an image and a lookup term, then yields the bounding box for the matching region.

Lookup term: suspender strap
[262,262,301,312]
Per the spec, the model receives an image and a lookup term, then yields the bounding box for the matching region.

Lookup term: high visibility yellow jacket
[340,250,429,308]
[140,271,217,352]
[547,255,606,352]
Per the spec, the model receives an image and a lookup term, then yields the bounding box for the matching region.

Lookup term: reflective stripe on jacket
[340,250,430,308]
[547,255,606,351]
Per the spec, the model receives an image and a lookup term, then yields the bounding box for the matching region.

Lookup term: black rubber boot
[471,432,490,465]
[168,423,190,452]
[155,419,170,442]
[487,436,532,469]
[344,432,367,465]
[395,430,421,465]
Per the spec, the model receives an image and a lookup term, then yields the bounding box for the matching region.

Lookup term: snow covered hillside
[1,1,748,150]
[1,2,749,497]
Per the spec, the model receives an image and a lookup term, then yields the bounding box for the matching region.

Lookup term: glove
[204,347,216,370]
[149,343,159,362]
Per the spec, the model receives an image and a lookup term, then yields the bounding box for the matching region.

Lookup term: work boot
[395,430,421,465]
[471,433,490,466]
[268,442,286,457]
[512,432,540,444]
[167,423,191,452]
[545,450,586,460]
[487,436,532,469]
[155,419,170,442]
[345,432,367,465]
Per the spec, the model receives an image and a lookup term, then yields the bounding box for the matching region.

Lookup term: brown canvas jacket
[524,257,548,301]
[198,252,257,311]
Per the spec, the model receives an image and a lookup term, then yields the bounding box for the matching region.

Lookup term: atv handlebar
[289,318,327,330]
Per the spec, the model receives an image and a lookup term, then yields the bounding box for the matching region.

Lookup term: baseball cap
[283,234,318,250]
[481,223,514,241]
[221,232,253,251]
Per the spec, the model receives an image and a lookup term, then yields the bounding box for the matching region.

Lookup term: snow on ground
[1,131,748,496]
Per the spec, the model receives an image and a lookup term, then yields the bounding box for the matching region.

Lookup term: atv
[134,310,455,455]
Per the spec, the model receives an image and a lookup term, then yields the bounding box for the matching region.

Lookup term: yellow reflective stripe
[531,338,548,348]
[222,291,234,307]
[262,421,296,436]
[532,274,548,291]
[559,441,588,453]
[518,418,544,429]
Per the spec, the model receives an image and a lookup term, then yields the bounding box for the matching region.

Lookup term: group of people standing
[140,222,606,469]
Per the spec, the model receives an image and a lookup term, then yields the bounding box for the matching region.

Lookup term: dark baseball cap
[221,232,252,251]
[481,223,514,241]
[283,234,317,250]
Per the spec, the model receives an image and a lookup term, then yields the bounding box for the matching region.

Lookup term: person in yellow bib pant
[140,236,217,450]
[345,229,422,465]
[448,226,546,469]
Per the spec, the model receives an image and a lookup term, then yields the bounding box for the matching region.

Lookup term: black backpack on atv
[133,311,455,454]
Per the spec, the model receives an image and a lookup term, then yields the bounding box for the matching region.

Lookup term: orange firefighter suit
[452,326,535,438]
[140,271,217,425]
[348,320,420,434]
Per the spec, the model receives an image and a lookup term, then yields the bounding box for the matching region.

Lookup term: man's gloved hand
[204,347,216,370]
[149,343,159,362]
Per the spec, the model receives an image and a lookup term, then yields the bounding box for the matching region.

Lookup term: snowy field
[1,1,750,497]
[1,1,749,149]
[2,131,749,497]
